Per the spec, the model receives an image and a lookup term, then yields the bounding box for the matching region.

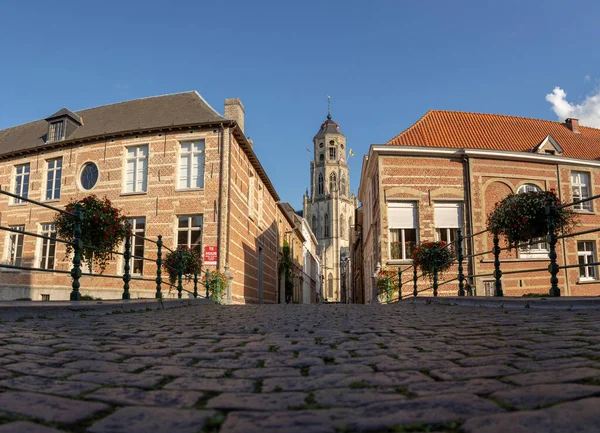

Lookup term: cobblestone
[0,302,599,432]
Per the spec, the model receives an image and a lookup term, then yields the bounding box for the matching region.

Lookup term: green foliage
[54,195,130,273]
[412,241,456,279]
[487,189,577,250]
[375,267,399,296]
[164,246,202,284]
[282,240,294,303]
[202,270,228,303]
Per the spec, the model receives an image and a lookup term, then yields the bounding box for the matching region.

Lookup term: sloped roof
[0,91,226,157]
[314,115,344,139]
[387,110,600,160]
[45,107,82,124]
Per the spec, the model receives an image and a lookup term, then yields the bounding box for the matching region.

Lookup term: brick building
[0,92,283,303]
[358,110,600,302]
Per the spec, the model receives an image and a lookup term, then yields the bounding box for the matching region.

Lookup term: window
[324,213,330,237]
[329,172,337,193]
[125,218,146,275]
[340,214,345,238]
[329,147,336,160]
[41,294,50,301]
[388,202,418,261]
[434,202,463,252]
[578,241,597,281]
[39,223,57,270]
[125,145,148,193]
[7,226,25,266]
[177,216,202,255]
[49,121,64,142]
[340,177,346,196]
[318,173,324,195]
[13,164,30,204]
[178,141,205,189]
[319,154,324,162]
[571,172,592,211]
[517,183,541,194]
[312,215,317,236]
[80,163,99,190]
[45,158,62,201]
[545,150,555,155]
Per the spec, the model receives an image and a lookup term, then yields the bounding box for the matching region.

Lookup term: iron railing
[0,190,225,302]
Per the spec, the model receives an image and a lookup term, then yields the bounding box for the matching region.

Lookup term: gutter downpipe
[217,124,225,270]
[556,163,570,296]
[463,153,476,292]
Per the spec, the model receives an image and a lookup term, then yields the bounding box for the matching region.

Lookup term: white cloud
[584,74,591,82]
[545,86,600,128]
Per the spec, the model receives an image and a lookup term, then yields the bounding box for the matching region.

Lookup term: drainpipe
[462,154,476,291]
[555,164,570,296]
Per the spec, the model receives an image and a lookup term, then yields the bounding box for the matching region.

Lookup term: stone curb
[402,296,600,310]
[0,298,213,322]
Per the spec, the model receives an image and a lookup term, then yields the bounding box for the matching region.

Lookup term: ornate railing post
[398,267,402,301]
[413,266,418,297]
[177,249,183,299]
[457,228,465,296]
[70,203,83,301]
[155,235,163,299]
[493,233,503,297]
[546,197,560,297]
[122,233,131,300]
[193,273,198,298]
[432,248,438,297]
[386,277,391,303]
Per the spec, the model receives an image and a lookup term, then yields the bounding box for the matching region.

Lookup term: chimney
[566,118,580,134]
[224,98,245,133]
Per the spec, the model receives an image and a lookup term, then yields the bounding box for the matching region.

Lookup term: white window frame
[177,215,203,256]
[39,223,57,270]
[125,145,148,193]
[517,183,541,194]
[388,201,418,262]
[123,218,146,275]
[571,171,592,211]
[45,158,62,201]
[578,241,597,281]
[516,184,548,258]
[178,141,205,190]
[13,164,30,204]
[49,121,64,142]
[6,225,25,266]
[329,147,336,160]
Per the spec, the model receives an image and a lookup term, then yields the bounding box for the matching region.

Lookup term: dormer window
[49,121,64,142]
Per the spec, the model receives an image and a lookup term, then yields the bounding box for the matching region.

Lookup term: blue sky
[2,0,600,209]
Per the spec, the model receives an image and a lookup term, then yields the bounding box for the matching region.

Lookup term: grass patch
[348,380,372,389]
[323,356,336,365]
[253,379,263,393]
[268,345,279,353]
[256,359,265,368]
[300,366,309,377]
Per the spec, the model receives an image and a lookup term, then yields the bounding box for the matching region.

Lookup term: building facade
[0,92,282,303]
[303,113,356,302]
[359,111,600,302]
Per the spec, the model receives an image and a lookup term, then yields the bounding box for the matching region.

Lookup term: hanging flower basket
[202,270,228,304]
[375,267,398,302]
[164,246,202,284]
[486,189,577,250]
[412,241,456,279]
[54,195,130,273]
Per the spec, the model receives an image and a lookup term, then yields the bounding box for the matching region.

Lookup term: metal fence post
[493,233,503,297]
[457,228,465,296]
[413,266,418,297]
[386,277,391,303]
[206,269,211,299]
[70,203,83,301]
[398,267,402,301]
[177,249,183,299]
[122,233,131,300]
[155,235,163,299]
[432,248,438,297]
[546,197,561,297]
[193,273,198,298]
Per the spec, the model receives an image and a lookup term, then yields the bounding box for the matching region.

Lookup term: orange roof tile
[387,110,600,161]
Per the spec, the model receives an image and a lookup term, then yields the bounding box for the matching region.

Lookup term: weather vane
[327,95,331,119]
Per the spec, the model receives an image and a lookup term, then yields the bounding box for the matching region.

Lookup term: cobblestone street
[0,302,599,432]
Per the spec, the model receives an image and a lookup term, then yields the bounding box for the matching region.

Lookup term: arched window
[340,177,346,196]
[324,213,329,237]
[328,273,333,298]
[340,214,345,238]
[329,147,336,160]
[329,172,337,193]
[318,173,324,195]
[312,215,317,236]
[517,183,541,194]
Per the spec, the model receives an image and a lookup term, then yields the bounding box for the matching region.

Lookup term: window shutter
[388,202,416,229]
[434,202,462,228]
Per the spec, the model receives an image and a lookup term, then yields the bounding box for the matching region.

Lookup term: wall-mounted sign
[204,246,217,266]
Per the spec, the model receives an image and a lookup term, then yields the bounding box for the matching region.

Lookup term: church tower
[303,105,356,302]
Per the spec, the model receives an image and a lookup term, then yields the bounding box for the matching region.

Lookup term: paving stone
[504,367,600,386]
[1,344,56,356]
[408,378,514,396]
[206,392,307,410]
[0,391,109,423]
[232,367,302,379]
[491,383,600,409]
[510,356,600,372]
[0,376,99,397]
[0,421,66,432]
[314,388,406,407]
[88,407,216,433]
[430,364,520,380]
[2,362,79,379]
[62,360,144,373]
[462,398,600,433]
[85,387,203,408]
[219,409,355,433]
[144,365,227,378]
[51,350,124,362]
[165,377,255,392]
[68,372,164,388]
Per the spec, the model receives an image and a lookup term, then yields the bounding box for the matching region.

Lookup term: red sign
[204,246,217,266]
